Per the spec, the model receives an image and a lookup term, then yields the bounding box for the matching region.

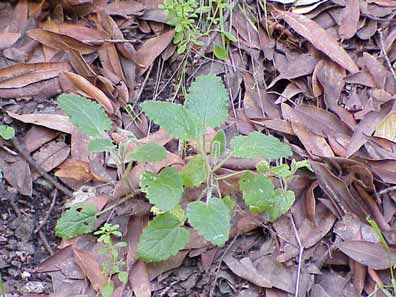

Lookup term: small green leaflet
[182,155,208,187]
[141,101,203,141]
[88,138,115,153]
[0,273,4,295]
[267,189,295,222]
[211,130,226,157]
[0,125,15,140]
[126,143,166,162]
[137,213,189,262]
[55,203,97,239]
[231,131,292,159]
[212,44,228,60]
[185,74,228,128]
[101,282,114,297]
[140,167,183,211]
[118,271,128,284]
[240,171,274,213]
[187,198,231,247]
[58,94,112,138]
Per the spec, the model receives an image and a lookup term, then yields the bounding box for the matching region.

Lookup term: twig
[379,29,396,83]
[34,189,57,234]
[38,230,54,255]
[289,214,303,297]
[378,186,396,196]
[10,137,74,198]
[209,233,240,297]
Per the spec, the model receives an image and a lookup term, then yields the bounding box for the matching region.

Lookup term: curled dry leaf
[62,71,114,113]
[278,11,359,73]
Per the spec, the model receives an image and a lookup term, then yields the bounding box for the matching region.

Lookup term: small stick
[11,137,74,198]
[379,29,396,83]
[378,186,396,196]
[38,230,54,255]
[34,189,58,234]
[289,213,303,297]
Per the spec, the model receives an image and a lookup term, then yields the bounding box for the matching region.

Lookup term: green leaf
[185,74,228,128]
[55,203,97,239]
[212,44,228,60]
[101,281,114,297]
[182,155,208,188]
[256,160,270,173]
[0,125,15,140]
[88,138,115,152]
[222,31,236,42]
[290,160,313,173]
[142,101,203,141]
[118,271,128,284]
[140,167,183,211]
[58,94,112,137]
[267,189,295,221]
[239,171,274,213]
[137,213,189,262]
[270,164,292,178]
[126,143,166,162]
[231,131,292,159]
[211,130,226,157]
[187,198,231,247]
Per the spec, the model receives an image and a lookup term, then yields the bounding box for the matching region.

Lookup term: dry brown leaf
[278,11,359,73]
[27,29,96,54]
[55,159,95,181]
[129,261,151,297]
[1,159,32,196]
[62,71,114,113]
[23,126,59,153]
[338,0,360,39]
[32,141,70,177]
[132,30,174,73]
[0,32,21,50]
[8,112,74,134]
[73,247,108,293]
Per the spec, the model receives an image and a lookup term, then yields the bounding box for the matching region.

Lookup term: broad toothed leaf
[140,167,183,211]
[267,189,295,221]
[142,101,203,141]
[55,203,97,239]
[231,131,292,159]
[211,130,226,157]
[58,94,112,138]
[88,138,115,152]
[181,155,208,188]
[137,213,189,262]
[185,74,228,128]
[187,198,231,247]
[239,171,274,213]
[126,143,166,162]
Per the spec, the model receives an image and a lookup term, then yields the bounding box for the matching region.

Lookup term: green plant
[367,216,396,297]
[94,223,128,297]
[0,273,4,297]
[160,0,235,59]
[0,125,15,140]
[55,74,308,264]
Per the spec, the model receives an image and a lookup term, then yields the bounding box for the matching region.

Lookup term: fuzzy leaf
[58,94,112,137]
[140,167,183,211]
[142,101,203,140]
[55,203,97,239]
[126,143,166,162]
[239,171,274,213]
[101,282,114,297]
[88,138,115,152]
[267,189,295,221]
[211,130,226,157]
[182,155,208,187]
[231,131,292,159]
[185,74,228,128]
[137,213,189,262]
[187,198,231,247]
[0,125,15,140]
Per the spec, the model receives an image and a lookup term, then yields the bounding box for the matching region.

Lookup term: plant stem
[215,170,246,181]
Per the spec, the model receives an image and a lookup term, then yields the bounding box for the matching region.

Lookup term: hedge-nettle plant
[55,74,310,265]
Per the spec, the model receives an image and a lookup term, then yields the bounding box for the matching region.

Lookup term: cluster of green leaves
[94,224,128,297]
[160,0,235,59]
[55,74,308,265]
[0,125,15,140]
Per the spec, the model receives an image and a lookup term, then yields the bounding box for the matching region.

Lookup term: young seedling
[0,125,15,140]
[94,223,128,297]
[55,73,310,265]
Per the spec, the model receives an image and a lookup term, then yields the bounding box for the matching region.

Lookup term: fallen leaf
[337,240,396,270]
[129,261,151,297]
[73,247,108,293]
[0,32,21,50]
[1,159,32,196]
[8,112,74,134]
[62,71,114,113]
[32,141,70,176]
[278,11,359,73]
[132,30,174,73]
[23,126,59,153]
[55,159,95,181]
[338,0,360,39]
